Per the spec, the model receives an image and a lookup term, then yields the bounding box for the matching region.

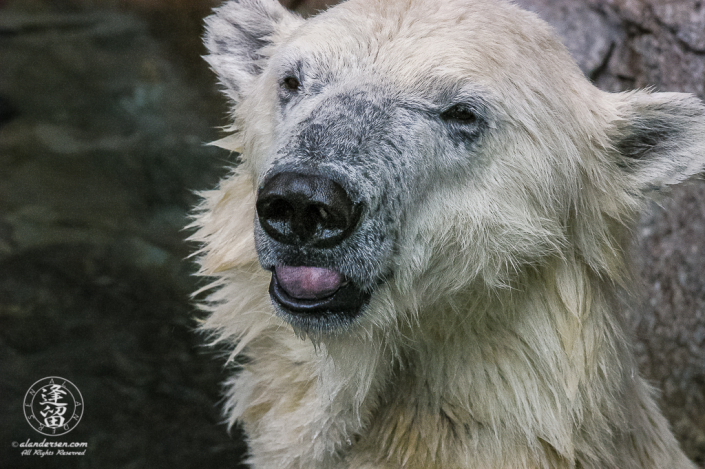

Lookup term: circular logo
[23,377,84,436]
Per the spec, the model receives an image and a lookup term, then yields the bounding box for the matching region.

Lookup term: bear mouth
[269,265,370,320]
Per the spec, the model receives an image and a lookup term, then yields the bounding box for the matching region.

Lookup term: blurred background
[0,0,703,467]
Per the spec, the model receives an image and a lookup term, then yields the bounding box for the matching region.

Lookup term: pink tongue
[275,265,344,300]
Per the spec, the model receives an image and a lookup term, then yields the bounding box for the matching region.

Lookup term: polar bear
[191,0,705,467]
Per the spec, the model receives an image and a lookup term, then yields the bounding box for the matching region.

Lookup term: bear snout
[256,172,362,248]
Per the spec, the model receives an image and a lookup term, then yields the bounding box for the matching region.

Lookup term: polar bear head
[202,0,705,335]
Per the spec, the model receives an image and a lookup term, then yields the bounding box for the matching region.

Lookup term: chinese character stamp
[23,377,84,436]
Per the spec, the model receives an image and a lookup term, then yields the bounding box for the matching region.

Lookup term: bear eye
[441,104,477,124]
[282,76,301,92]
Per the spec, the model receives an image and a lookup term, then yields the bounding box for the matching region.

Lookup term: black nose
[256,172,360,248]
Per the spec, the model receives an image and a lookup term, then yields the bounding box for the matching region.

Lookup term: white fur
[192,0,705,467]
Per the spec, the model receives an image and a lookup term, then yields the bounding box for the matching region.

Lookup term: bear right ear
[204,0,303,104]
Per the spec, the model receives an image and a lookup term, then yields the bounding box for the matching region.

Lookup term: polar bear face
[203,0,705,335]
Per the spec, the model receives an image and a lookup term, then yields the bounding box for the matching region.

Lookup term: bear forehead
[276,0,581,93]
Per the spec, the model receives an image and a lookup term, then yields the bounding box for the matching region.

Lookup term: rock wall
[0,4,247,468]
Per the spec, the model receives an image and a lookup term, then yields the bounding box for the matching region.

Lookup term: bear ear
[204,0,303,104]
[612,90,705,194]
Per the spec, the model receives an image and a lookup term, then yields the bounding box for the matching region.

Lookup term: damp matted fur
[190,0,705,467]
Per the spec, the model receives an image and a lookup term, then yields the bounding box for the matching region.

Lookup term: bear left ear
[612,90,705,193]
[204,0,303,104]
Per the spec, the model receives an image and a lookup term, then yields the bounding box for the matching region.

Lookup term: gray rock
[0,6,243,468]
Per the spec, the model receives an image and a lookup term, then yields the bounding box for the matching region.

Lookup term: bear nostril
[256,172,360,248]
[262,198,293,221]
[258,197,296,238]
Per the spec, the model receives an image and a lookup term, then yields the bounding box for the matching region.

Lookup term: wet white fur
[191,0,705,467]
